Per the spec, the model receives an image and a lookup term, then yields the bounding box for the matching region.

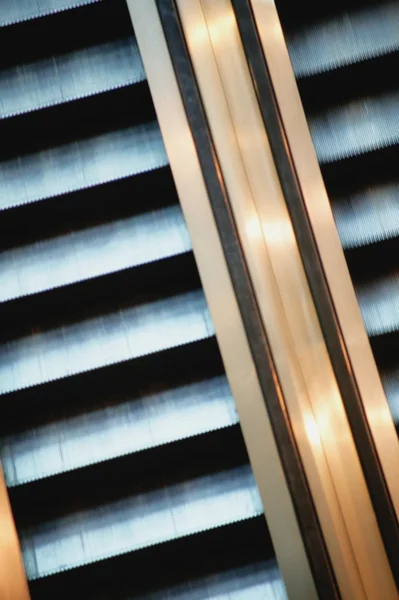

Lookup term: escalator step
[28,517,274,599]
[0,0,102,27]
[0,0,286,597]
[0,203,190,302]
[310,91,399,164]
[21,464,261,579]
[0,288,213,394]
[0,38,143,119]
[287,2,399,78]
[0,122,168,210]
[1,375,237,487]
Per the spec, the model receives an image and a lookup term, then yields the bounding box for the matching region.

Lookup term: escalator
[275,0,399,438]
[0,1,288,598]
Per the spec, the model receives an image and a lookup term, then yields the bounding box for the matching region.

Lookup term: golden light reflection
[246,213,263,242]
[189,20,209,48]
[314,394,352,449]
[253,1,284,46]
[368,402,396,429]
[261,217,294,249]
[207,10,236,44]
[189,5,236,48]
[304,412,322,449]
[305,371,352,447]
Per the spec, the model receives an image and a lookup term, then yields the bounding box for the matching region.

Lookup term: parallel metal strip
[129,0,336,598]
[232,0,399,586]
[175,1,398,598]
[248,0,399,531]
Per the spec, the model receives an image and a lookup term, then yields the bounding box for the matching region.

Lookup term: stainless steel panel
[182,0,397,597]
[250,0,399,531]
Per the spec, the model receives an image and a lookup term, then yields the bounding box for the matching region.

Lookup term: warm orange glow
[207,10,236,44]
[304,412,322,448]
[190,8,235,49]
[261,217,294,249]
[189,20,209,47]
[367,402,396,428]
[246,214,263,242]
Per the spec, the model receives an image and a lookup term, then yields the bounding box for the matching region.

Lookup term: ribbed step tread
[28,517,273,600]
[0,0,101,27]
[21,465,262,579]
[0,122,167,210]
[0,203,190,302]
[288,1,399,77]
[358,274,399,337]
[0,83,155,163]
[10,426,248,530]
[0,167,176,251]
[0,337,224,435]
[0,290,213,394]
[333,182,399,249]
[0,1,132,73]
[381,369,399,426]
[0,1,276,597]
[0,251,200,342]
[310,91,399,163]
[0,38,143,119]
[1,376,237,486]
[141,560,287,600]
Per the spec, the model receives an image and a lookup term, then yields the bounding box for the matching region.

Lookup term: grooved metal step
[0,0,287,597]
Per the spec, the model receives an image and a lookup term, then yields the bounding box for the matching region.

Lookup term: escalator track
[0,1,288,598]
[275,0,399,441]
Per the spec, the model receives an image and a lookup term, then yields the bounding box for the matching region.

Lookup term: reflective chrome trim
[177,0,397,598]
[249,0,399,531]
[0,468,31,600]
[125,1,317,598]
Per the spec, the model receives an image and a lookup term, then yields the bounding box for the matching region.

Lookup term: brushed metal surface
[250,0,399,557]
[127,1,297,598]
[181,0,397,597]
